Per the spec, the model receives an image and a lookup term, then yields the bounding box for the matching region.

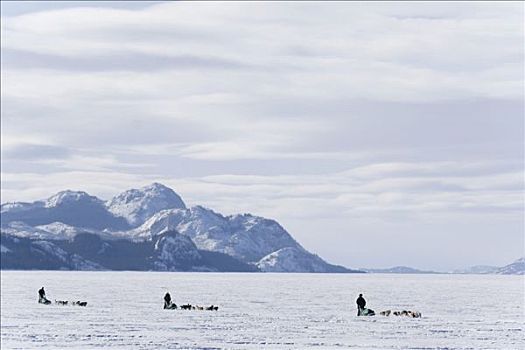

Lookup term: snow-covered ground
[1,272,523,349]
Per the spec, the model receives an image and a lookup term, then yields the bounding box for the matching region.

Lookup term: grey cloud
[1,159,69,175]
[84,23,221,43]
[390,15,454,20]
[2,144,71,160]
[1,2,523,270]
[226,97,524,160]
[2,49,250,72]
[1,95,226,148]
[0,1,162,17]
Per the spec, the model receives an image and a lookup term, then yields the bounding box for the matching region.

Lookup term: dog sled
[38,297,51,305]
[358,308,375,316]
[38,288,87,307]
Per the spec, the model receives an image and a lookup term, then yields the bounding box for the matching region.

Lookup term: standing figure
[38,287,50,304]
[164,292,176,309]
[356,293,366,316]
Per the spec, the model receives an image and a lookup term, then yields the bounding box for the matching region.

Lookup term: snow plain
[1,272,523,349]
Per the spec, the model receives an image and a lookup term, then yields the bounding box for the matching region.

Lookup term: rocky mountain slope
[1,183,357,273]
[0,231,258,272]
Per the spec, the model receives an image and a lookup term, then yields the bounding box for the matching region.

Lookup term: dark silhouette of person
[164,292,172,309]
[356,293,366,316]
[38,287,49,304]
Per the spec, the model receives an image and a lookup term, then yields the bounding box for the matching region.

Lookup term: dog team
[163,291,219,311]
[38,287,420,317]
[38,287,88,307]
[356,293,422,318]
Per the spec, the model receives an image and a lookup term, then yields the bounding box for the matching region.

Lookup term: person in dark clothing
[164,292,174,309]
[38,287,50,304]
[356,294,366,316]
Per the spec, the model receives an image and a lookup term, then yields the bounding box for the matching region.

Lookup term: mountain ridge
[361,266,441,274]
[1,183,358,273]
[362,258,525,275]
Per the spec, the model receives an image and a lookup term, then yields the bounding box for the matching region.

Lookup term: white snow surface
[106,183,186,226]
[1,272,523,349]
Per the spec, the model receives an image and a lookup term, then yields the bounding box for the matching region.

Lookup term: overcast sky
[1,1,523,271]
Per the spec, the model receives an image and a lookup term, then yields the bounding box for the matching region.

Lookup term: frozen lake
[1,271,523,349]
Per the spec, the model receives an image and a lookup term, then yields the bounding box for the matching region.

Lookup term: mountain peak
[142,182,172,192]
[107,183,186,227]
[45,190,101,208]
[190,205,223,217]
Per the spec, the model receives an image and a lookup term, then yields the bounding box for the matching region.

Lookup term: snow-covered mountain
[107,183,186,226]
[257,247,352,273]
[1,183,356,273]
[362,259,525,275]
[44,190,101,208]
[453,258,525,275]
[130,206,302,262]
[129,207,354,272]
[1,190,129,230]
[496,257,525,275]
[1,184,186,231]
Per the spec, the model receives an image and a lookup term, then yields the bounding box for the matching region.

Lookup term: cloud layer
[1,2,523,270]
